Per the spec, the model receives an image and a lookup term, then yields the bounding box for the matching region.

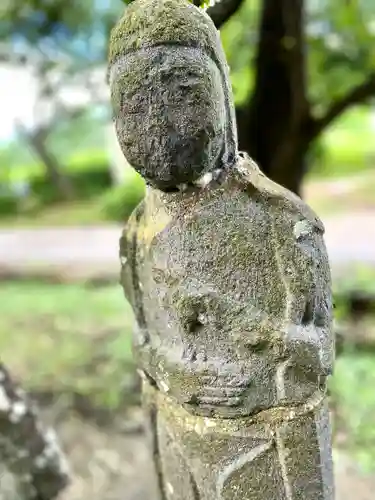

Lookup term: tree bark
[207,0,246,28]
[16,123,74,202]
[28,130,75,201]
[233,2,375,195]
[310,73,375,140]
[236,0,312,195]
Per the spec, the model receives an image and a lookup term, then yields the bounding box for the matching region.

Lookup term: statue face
[111,46,227,190]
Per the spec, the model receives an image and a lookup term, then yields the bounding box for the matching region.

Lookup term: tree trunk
[29,130,75,201]
[236,0,313,196]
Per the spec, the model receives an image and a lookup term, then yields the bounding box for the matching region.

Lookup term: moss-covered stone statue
[108,0,335,498]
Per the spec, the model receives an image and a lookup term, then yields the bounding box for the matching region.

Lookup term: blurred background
[0,0,375,499]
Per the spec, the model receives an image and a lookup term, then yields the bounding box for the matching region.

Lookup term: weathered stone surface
[109,0,236,190]
[123,161,334,419]
[109,0,335,498]
[0,364,70,499]
[141,380,334,500]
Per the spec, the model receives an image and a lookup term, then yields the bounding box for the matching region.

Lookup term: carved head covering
[108,0,238,190]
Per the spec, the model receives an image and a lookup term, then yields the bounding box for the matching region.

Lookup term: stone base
[142,382,335,500]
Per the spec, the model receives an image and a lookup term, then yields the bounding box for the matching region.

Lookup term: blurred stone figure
[0,363,70,500]
[109,1,335,498]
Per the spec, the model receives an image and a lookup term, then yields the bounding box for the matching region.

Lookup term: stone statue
[108,0,335,498]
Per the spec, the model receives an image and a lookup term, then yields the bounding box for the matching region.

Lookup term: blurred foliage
[1,0,120,198]
[0,199,106,227]
[0,149,112,215]
[0,150,147,225]
[1,105,374,223]
[220,0,375,113]
[309,107,375,178]
[99,169,145,222]
[333,266,375,322]
[2,0,375,206]
[3,0,375,113]
[30,156,111,205]
[220,0,259,105]
[307,0,375,116]
[1,0,120,62]
[0,194,19,216]
[334,265,375,296]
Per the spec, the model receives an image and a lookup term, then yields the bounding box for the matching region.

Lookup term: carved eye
[301,299,327,328]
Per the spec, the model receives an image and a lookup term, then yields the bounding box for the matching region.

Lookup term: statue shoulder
[234,155,325,234]
[123,189,173,253]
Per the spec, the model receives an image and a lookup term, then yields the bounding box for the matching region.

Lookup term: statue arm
[237,158,335,381]
[120,201,146,324]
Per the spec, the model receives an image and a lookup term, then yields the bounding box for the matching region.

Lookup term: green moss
[100,169,146,222]
[108,0,238,181]
[109,0,217,64]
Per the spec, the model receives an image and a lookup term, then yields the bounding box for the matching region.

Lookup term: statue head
[108,0,238,191]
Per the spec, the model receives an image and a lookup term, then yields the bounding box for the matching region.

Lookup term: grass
[0,282,135,410]
[328,264,375,471]
[330,353,375,472]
